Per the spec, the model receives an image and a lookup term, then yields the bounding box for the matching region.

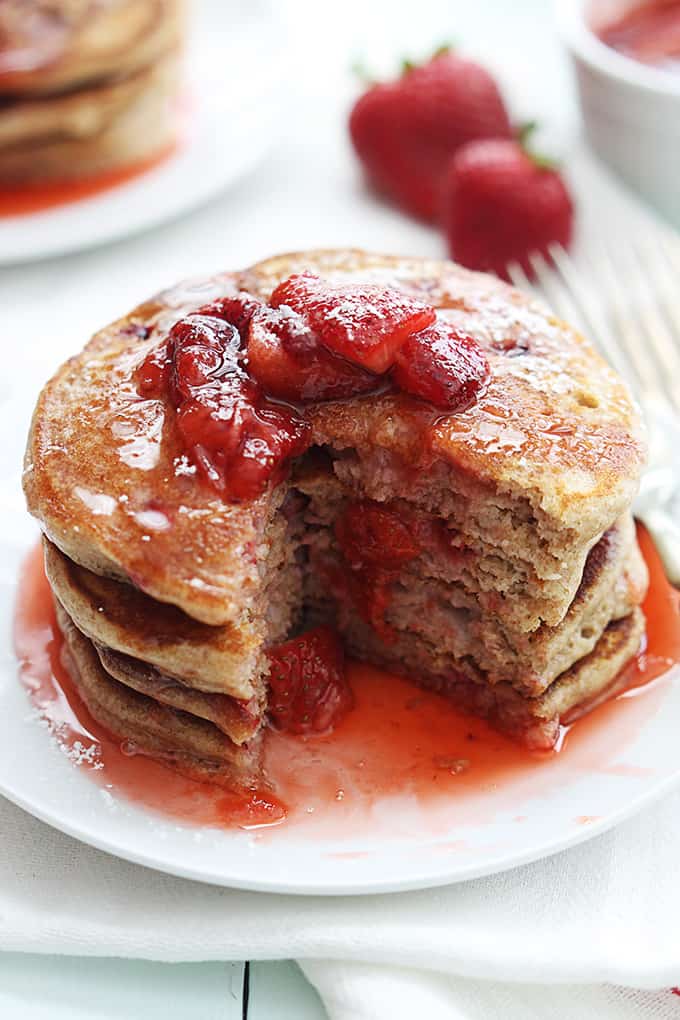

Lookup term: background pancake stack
[0,0,184,184]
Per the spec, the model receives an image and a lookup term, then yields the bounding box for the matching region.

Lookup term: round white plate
[2,377,680,895]
[0,1,285,264]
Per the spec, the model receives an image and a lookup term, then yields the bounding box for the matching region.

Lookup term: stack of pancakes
[0,0,183,184]
[24,250,648,788]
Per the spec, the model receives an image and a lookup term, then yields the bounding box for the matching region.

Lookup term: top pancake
[0,0,182,95]
[24,250,645,626]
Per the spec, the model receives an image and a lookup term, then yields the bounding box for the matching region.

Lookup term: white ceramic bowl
[556,0,680,227]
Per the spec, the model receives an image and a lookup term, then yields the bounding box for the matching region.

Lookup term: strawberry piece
[443,138,574,281]
[136,309,311,501]
[136,342,171,397]
[349,49,512,221]
[246,305,379,402]
[334,500,421,640]
[267,627,353,734]
[392,320,490,411]
[335,500,420,570]
[270,272,435,374]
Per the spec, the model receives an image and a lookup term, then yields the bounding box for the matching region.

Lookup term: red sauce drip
[13,525,680,838]
[0,142,177,217]
[598,0,680,67]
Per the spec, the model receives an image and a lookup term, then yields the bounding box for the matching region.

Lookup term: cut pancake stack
[24,250,649,789]
[296,461,647,750]
[0,0,183,184]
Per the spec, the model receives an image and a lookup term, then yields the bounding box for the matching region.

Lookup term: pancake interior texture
[24,249,648,784]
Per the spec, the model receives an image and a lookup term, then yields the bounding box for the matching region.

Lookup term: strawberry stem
[401,42,454,75]
[516,120,559,171]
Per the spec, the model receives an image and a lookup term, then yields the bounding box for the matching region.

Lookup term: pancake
[24,251,645,631]
[55,600,262,788]
[94,643,261,745]
[295,455,647,693]
[24,250,648,766]
[340,607,646,751]
[44,537,264,700]
[0,0,183,95]
[0,49,179,184]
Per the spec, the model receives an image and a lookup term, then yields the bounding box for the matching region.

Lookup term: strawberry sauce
[13,525,680,839]
[597,0,680,68]
[0,142,177,217]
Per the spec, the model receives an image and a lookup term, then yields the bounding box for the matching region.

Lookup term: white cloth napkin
[4,780,680,1020]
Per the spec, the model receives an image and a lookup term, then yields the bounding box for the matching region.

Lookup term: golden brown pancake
[23,250,648,764]
[44,537,263,700]
[94,643,261,745]
[0,0,183,95]
[0,50,179,184]
[0,0,183,184]
[24,251,645,631]
[55,600,262,788]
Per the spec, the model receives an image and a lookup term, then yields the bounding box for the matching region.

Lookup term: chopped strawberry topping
[246,305,380,402]
[136,306,311,501]
[270,272,436,373]
[334,500,421,639]
[335,500,420,570]
[135,279,490,505]
[267,626,353,734]
[392,320,490,411]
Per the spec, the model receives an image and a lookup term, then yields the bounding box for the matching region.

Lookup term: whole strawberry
[349,47,512,222]
[443,136,574,281]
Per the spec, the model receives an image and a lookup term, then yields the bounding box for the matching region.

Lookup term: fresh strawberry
[442,136,574,281]
[392,320,490,411]
[349,47,512,221]
[267,627,353,735]
[270,272,435,373]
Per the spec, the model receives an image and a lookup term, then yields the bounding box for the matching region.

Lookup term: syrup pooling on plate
[13,525,680,838]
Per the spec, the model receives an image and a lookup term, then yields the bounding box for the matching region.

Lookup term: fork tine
[546,243,632,381]
[506,260,538,297]
[527,251,590,340]
[586,236,663,399]
[628,233,680,412]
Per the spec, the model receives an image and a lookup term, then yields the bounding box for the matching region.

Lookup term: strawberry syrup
[13,525,680,838]
[0,142,178,217]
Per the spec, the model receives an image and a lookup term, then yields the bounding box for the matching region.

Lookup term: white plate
[2,380,680,895]
[0,1,285,264]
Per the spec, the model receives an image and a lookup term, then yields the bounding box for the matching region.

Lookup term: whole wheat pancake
[0,50,179,183]
[44,537,263,700]
[0,0,183,95]
[94,643,261,745]
[55,600,262,788]
[343,607,646,750]
[24,251,645,633]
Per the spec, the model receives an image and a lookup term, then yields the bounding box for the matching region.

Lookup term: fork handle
[637,508,680,588]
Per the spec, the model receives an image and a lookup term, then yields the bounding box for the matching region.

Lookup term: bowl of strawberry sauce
[556,0,680,225]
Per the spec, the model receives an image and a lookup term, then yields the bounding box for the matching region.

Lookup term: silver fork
[506,235,680,586]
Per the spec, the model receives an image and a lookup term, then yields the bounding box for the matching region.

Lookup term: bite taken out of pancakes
[24,250,648,786]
